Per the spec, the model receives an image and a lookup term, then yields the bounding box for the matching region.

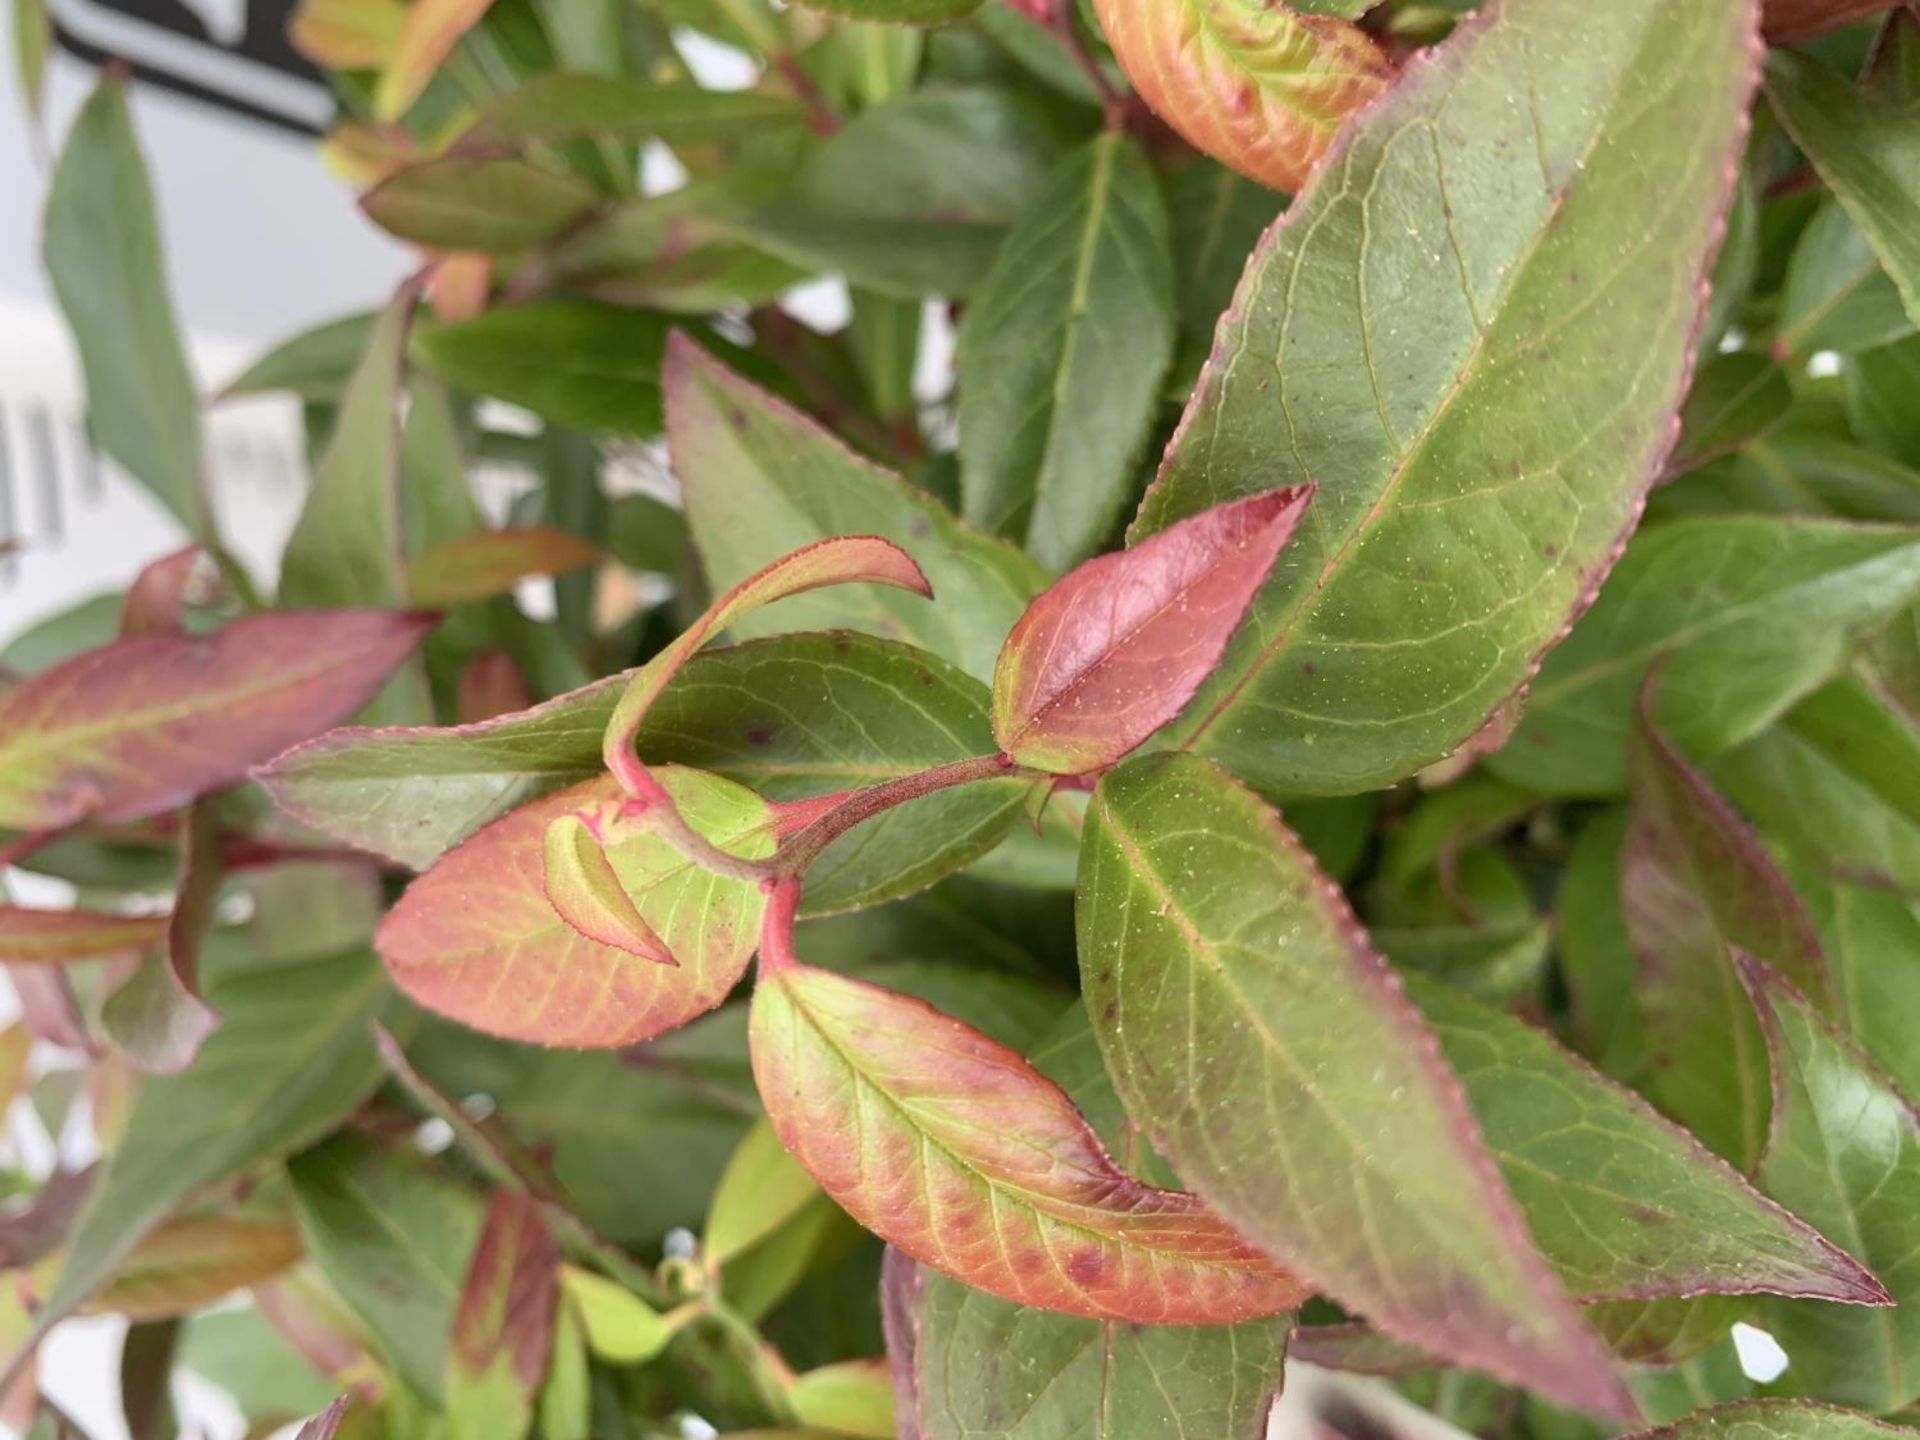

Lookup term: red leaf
[750,959,1309,1324]
[0,611,436,831]
[293,1398,349,1440]
[449,1189,558,1432]
[992,488,1311,774]
[456,648,530,724]
[376,771,772,1046]
[118,547,202,638]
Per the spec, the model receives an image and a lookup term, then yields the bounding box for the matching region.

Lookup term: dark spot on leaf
[746,725,778,747]
[1065,1249,1104,1284]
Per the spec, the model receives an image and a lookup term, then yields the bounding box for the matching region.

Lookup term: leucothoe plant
[4,0,1920,1435]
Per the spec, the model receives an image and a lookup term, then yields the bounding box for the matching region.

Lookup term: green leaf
[644,633,1025,913]
[898,1259,1287,1440]
[258,670,623,870]
[279,285,429,725]
[1683,436,1920,526]
[362,157,601,253]
[1401,973,1880,1307]
[600,535,934,820]
[1777,203,1915,358]
[1584,1296,1746,1369]
[1671,353,1794,475]
[666,339,1044,680]
[743,88,1080,298]
[280,286,407,614]
[12,0,49,129]
[1624,1401,1909,1440]
[785,1359,893,1438]
[178,1306,339,1422]
[416,299,671,435]
[39,947,400,1332]
[409,1011,756,1249]
[1739,956,1919,1413]
[44,74,208,538]
[100,800,221,1075]
[794,0,980,23]
[1,592,125,674]
[1843,335,1920,468]
[1078,752,1629,1416]
[445,1189,557,1440]
[375,770,772,1047]
[1791,868,1920,1102]
[1557,810,1648,1084]
[705,1118,820,1270]
[1129,0,1758,797]
[1167,160,1282,386]
[957,133,1175,568]
[552,160,810,314]
[848,287,920,426]
[1492,517,1920,795]
[221,312,380,403]
[475,74,807,142]
[561,1266,683,1363]
[287,1133,486,1404]
[1712,675,1920,898]
[1623,703,1833,1170]
[1766,50,1920,332]
[539,1288,589,1440]
[264,630,1021,909]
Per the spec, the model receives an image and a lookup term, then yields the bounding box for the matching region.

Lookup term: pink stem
[757,874,804,975]
[772,753,1028,875]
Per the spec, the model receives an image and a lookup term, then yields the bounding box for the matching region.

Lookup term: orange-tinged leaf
[448,1189,557,1440]
[407,525,606,607]
[541,811,673,964]
[83,1216,303,1321]
[1091,0,1389,193]
[376,770,772,1046]
[456,647,530,724]
[0,906,164,966]
[601,536,931,786]
[992,488,1311,774]
[427,250,492,322]
[320,121,416,188]
[376,0,495,121]
[749,961,1308,1324]
[291,0,407,69]
[0,610,435,831]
